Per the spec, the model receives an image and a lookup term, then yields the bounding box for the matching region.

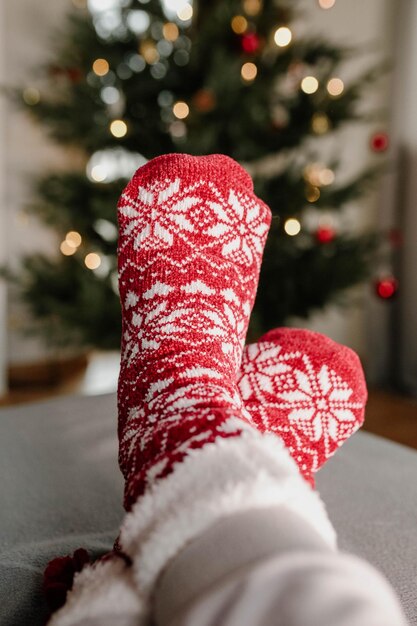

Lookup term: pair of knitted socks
[48,154,367,626]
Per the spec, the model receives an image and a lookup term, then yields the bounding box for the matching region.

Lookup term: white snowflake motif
[122,299,180,366]
[205,188,269,266]
[238,342,291,404]
[119,177,200,251]
[277,357,363,454]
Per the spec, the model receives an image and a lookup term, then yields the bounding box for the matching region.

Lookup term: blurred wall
[0,3,7,394]
[0,0,398,384]
[2,0,73,371]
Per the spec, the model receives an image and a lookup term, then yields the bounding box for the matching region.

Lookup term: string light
[327,77,344,97]
[140,41,160,64]
[92,58,109,76]
[110,120,128,138]
[243,0,262,16]
[60,241,76,256]
[90,166,106,182]
[85,253,102,270]
[318,0,336,8]
[231,15,248,34]
[284,218,301,236]
[65,231,82,248]
[163,22,179,41]
[241,62,257,82]
[22,87,40,106]
[304,164,334,187]
[301,76,319,94]
[173,101,190,119]
[311,112,330,134]
[177,4,193,21]
[274,27,292,47]
[306,186,321,202]
[319,168,335,186]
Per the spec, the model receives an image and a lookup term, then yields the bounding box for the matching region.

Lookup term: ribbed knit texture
[238,327,367,484]
[117,153,271,509]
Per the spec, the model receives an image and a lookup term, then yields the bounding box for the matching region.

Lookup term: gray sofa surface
[0,392,416,625]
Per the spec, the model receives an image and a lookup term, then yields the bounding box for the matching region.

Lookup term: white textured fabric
[119,426,337,624]
[48,558,143,626]
[163,552,409,626]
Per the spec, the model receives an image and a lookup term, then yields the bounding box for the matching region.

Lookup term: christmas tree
[15,0,385,349]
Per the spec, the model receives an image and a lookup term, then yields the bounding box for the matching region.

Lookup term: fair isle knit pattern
[117,153,271,509]
[238,327,367,484]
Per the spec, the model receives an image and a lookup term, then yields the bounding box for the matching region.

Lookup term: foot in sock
[117,153,272,508]
[238,327,367,485]
[46,154,351,624]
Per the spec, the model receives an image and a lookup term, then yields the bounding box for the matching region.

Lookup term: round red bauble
[370,131,389,153]
[375,276,398,300]
[316,225,335,244]
[241,33,260,54]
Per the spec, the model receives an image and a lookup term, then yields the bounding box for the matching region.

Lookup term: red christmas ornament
[370,131,389,153]
[241,33,260,53]
[375,276,398,300]
[316,225,336,244]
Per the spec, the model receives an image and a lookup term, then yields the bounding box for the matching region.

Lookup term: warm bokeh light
[241,62,258,82]
[110,120,128,138]
[84,253,102,270]
[319,168,335,186]
[22,87,40,106]
[163,22,179,41]
[231,15,248,34]
[301,76,319,94]
[173,101,190,119]
[90,165,106,182]
[306,186,321,202]
[177,4,193,21]
[65,231,82,248]
[318,0,336,8]
[274,26,292,47]
[243,0,262,16]
[140,41,160,64]
[60,241,77,256]
[311,112,330,134]
[327,77,344,97]
[92,58,109,76]
[284,218,301,236]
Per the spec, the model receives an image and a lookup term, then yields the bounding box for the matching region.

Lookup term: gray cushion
[0,393,416,625]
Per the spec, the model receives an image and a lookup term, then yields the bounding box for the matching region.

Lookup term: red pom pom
[370,131,389,153]
[241,33,260,53]
[375,276,398,300]
[43,549,90,613]
[316,225,335,244]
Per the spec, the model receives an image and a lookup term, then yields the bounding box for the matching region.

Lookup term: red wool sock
[238,327,367,484]
[117,153,271,509]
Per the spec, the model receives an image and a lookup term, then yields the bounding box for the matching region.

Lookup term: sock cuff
[119,425,337,621]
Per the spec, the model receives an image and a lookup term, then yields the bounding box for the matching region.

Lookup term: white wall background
[0,0,399,390]
[0,3,7,395]
[1,0,75,372]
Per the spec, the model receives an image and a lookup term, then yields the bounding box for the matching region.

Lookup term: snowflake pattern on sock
[117,154,271,509]
[237,328,367,483]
